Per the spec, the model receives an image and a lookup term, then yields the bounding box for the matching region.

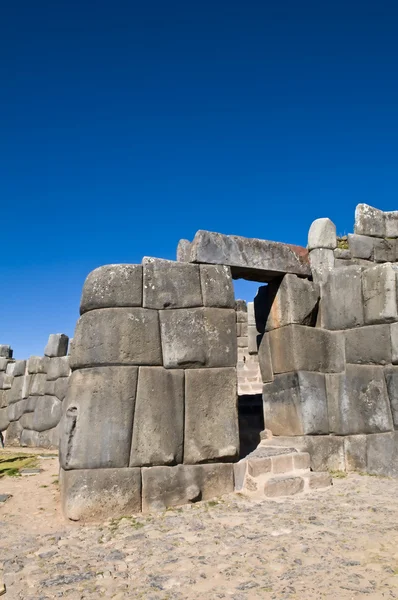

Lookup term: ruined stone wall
[236,301,262,395]
[0,335,70,449]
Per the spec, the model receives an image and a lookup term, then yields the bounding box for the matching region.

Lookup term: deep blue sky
[2,1,398,357]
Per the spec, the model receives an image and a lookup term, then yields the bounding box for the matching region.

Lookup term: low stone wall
[0,335,70,449]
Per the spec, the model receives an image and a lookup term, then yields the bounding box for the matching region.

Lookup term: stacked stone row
[60,259,239,519]
[235,301,262,395]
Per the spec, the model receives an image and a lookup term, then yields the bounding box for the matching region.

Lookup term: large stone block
[265,435,345,471]
[80,264,143,314]
[29,373,47,396]
[0,390,6,408]
[345,324,391,365]
[326,365,393,435]
[0,345,12,359]
[384,366,398,428]
[268,325,345,374]
[199,265,235,308]
[320,266,364,330]
[262,372,329,436]
[189,230,311,282]
[70,308,162,369]
[184,368,238,463]
[54,377,69,401]
[0,373,12,391]
[0,358,9,372]
[159,308,237,369]
[19,411,34,430]
[362,263,398,324]
[391,323,398,365]
[309,248,334,284]
[176,239,192,262]
[385,211,398,238]
[143,258,202,309]
[348,233,376,259]
[32,396,62,432]
[27,356,49,374]
[141,463,234,511]
[7,360,26,377]
[4,420,22,446]
[308,218,337,250]
[44,334,69,357]
[257,333,273,383]
[130,367,184,467]
[8,375,31,404]
[47,357,70,380]
[374,238,396,263]
[7,398,28,422]
[344,435,367,472]
[355,203,385,237]
[61,467,142,521]
[268,275,319,330]
[0,407,9,431]
[60,366,138,470]
[366,432,398,477]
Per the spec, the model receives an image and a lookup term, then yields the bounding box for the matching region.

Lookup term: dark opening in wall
[238,394,264,459]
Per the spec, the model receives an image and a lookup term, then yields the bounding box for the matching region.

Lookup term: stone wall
[236,301,262,396]
[0,334,70,449]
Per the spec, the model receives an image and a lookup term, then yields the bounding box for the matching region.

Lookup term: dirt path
[2,452,398,599]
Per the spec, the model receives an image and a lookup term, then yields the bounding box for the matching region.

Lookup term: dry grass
[0,451,38,477]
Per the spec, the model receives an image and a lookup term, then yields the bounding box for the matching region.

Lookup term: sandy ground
[2,452,398,599]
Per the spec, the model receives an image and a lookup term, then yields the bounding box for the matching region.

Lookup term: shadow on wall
[238,393,264,459]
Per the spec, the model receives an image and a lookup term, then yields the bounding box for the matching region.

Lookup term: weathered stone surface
[391,323,398,365]
[263,372,329,436]
[8,375,31,404]
[25,395,37,413]
[29,373,47,396]
[264,476,304,498]
[199,264,235,308]
[257,333,273,383]
[141,463,234,511]
[320,266,364,330]
[80,264,143,314]
[0,373,11,390]
[0,358,8,372]
[54,377,69,401]
[143,258,202,309]
[21,425,59,448]
[262,274,319,331]
[44,334,69,358]
[348,234,375,259]
[130,367,184,467]
[0,407,9,431]
[32,396,62,432]
[248,325,260,355]
[308,218,337,250]
[308,472,332,489]
[0,345,12,359]
[19,429,40,446]
[374,238,396,263]
[176,239,192,262]
[385,211,398,238]
[184,368,238,463]
[7,398,28,422]
[0,390,7,408]
[266,435,345,471]
[268,325,345,374]
[70,308,162,369]
[159,308,236,369]
[384,366,398,428]
[355,203,385,237]
[362,264,398,324]
[60,367,138,470]
[27,356,49,374]
[344,435,367,472]
[345,324,391,365]
[4,420,22,446]
[47,357,70,380]
[334,248,351,260]
[19,411,34,430]
[366,432,398,477]
[189,230,311,282]
[309,248,334,284]
[7,360,26,377]
[61,467,142,521]
[326,365,393,435]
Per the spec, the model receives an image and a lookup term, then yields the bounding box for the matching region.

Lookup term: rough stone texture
[189,230,311,282]
[19,411,34,430]
[7,399,28,422]
[176,239,192,262]
[374,238,396,263]
[54,377,69,401]
[385,211,398,238]
[320,266,364,330]
[309,248,334,284]
[257,333,273,383]
[384,366,398,428]
[266,435,345,471]
[32,396,62,432]
[0,407,10,431]
[141,463,234,512]
[308,218,337,250]
[344,324,392,365]
[29,373,47,396]
[143,259,202,309]
[70,308,162,369]
[391,323,398,365]
[130,367,184,467]
[0,357,8,372]
[159,308,237,369]
[61,468,142,521]
[27,356,49,374]
[0,345,12,358]
[60,367,138,470]
[348,234,376,260]
[262,274,319,331]
[264,476,304,498]
[268,325,345,374]
[263,372,329,436]
[334,248,351,260]
[355,203,385,237]
[326,365,393,435]
[0,390,7,408]
[366,432,398,477]
[47,357,70,380]
[7,360,26,377]
[344,435,367,472]
[4,420,22,446]
[80,264,143,314]
[184,368,238,463]
[362,264,398,324]
[44,334,69,358]
[199,264,235,308]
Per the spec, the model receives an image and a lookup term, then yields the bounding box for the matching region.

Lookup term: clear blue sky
[2,1,398,357]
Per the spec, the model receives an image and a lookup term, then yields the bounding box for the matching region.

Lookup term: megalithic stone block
[7,398,28,422]
[29,373,47,396]
[199,265,235,308]
[130,367,184,467]
[142,258,202,309]
[309,248,334,284]
[373,238,396,263]
[345,324,392,365]
[0,345,12,359]
[366,432,398,477]
[0,358,9,372]
[307,218,337,250]
[61,467,142,521]
[384,366,398,428]
[27,356,49,374]
[32,396,62,432]
[176,239,192,262]
[0,407,10,431]
[54,377,69,401]
[344,435,367,472]
[257,333,273,383]
[320,266,364,330]
[70,308,162,369]
[354,203,386,237]
[262,371,329,436]
[0,390,7,408]
[268,325,345,374]
[4,420,22,446]
[7,360,26,377]
[362,263,398,324]
[385,211,398,238]
[47,357,70,380]
[80,264,143,314]
[44,334,69,358]
[8,375,31,404]
[60,366,138,470]
[326,365,393,435]
[184,368,238,464]
[348,234,376,259]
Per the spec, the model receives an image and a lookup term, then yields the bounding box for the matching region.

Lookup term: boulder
[80,264,143,314]
[142,258,202,309]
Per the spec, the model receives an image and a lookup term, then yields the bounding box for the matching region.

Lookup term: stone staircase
[234,443,332,499]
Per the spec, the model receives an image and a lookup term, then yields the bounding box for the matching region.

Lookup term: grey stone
[143,258,202,309]
[235,299,247,312]
[0,372,11,390]
[21,425,59,449]
[333,248,351,260]
[319,266,364,330]
[268,325,345,374]
[130,367,184,466]
[60,467,142,521]
[27,356,49,374]
[262,274,319,331]
[7,398,28,422]
[159,308,237,369]
[29,373,47,396]
[176,239,192,262]
[44,333,69,357]
[257,334,273,383]
[366,432,398,477]
[70,308,162,369]
[184,368,238,463]
[8,375,31,404]
[345,324,391,365]
[237,336,248,348]
[0,390,7,408]
[26,395,38,413]
[60,366,138,470]
[45,380,56,396]
[326,365,393,435]
[80,264,143,314]
[199,264,235,308]
[348,234,376,259]
[6,360,26,377]
[19,411,34,430]
[334,258,355,267]
[0,407,9,431]
[355,203,385,237]
[344,435,367,472]
[0,358,8,372]
[47,357,70,380]
[362,264,398,324]
[264,476,304,498]
[0,345,12,358]
[141,463,234,511]
[262,372,329,436]
[266,435,345,472]
[248,325,260,354]
[189,230,311,282]
[374,238,396,263]
[4,420,22,446]
[391,323,398,365]
[32,396,62,432]
[54,377,69,401]
[307,218,337,250]
[236,310,247,323]
[309,248,335,284]
[385,211,398,238]
[384,366,398,428]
